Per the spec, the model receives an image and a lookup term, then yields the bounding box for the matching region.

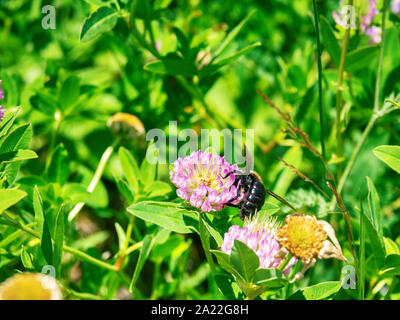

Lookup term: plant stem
[277,252,293,272]
[125,240,144,255]
[115,215,135,271]
[63,245,119,272]
[68,137,122,221]
[331,0,388,203]
[0,216,119,272]
[312,0,326,161]
[337,114,377,196]
[374,0,388,112]
[335,0,353,179]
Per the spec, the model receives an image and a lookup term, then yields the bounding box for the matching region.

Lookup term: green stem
[332,0,388,202]
[125,240,143,255]
[63,245,119,272]
[68,137,122,221]
[336,114,377,196]
[48,110,63,158]
[312,0,326,161]
[198,213,216,276]
[0,216,119,273]
[374,0,388,112]
[277,252,293,272]
[335,0,353,179]
[115,216,136,270]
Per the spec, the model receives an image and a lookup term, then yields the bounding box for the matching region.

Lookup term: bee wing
[244,144,253,174]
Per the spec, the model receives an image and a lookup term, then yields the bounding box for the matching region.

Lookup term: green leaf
[0,189,27,212]
[140,146,157,188]
[319,16,341,66]
[0,123,32,153]
[301,281,342,300]
[58,75,80,110]
[144,59,197,77]
[253,268,287,288]
[30,92,59,114]
[229,240,259,283]
[46,144,70,185]
[366,176,382,236]
[201,215,223,247]
[0,108,20,139]
[146,181,172,198]
[383,237,400,255]
[201,42,261,78]
[0,149,37,165]
[115,222,126,252]
[129,235,154,292]
[215,273,237,299]
[199,214,215,275]
[214,9,256,57]
[380,254,400,277]
[21,246,34,270]
[360,201,386,270]
[53,207,65,278]
[345,46,379,72]
[119,147,140,194]
[0,123,33,184]
[33,186,53,265]
[373,145,400,173]
[210,250,242,280]
[359,193,366,300]
[80,6,118,42]
[172,27,189,56]
[115,178,135,204]
[127,201,198,234]
[62,183,90,204]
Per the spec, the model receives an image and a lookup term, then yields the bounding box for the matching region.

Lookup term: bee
[223,147,295,220]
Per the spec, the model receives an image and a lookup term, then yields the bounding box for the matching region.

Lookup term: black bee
[223,147,295,220]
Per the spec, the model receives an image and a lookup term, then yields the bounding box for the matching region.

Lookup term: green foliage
[0,0,399,301]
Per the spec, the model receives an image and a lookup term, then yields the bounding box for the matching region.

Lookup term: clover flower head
[393,0,400,15]
[366,26,382,44]
[276,214,347,282]
[170,150,244,212]
[333,0,381,44]
[221,214,297,275]
[361,0,379,32]
[0,273,62,300]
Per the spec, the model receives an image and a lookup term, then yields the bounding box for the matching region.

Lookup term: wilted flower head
[0,80,4,122]
[107,112,145,139]
[0,273,62,300]
[170,150,244,212]
[221,214,297,274]
[276,214,347,281]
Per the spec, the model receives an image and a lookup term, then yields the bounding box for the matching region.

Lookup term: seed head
[108,112,145,139]
[0,273,62,300]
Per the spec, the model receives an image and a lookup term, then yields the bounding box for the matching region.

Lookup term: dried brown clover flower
[276,214,348,282]
[107,112,145,139]
[0,273,62,300]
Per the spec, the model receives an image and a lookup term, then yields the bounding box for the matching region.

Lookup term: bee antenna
[265,189,296,211]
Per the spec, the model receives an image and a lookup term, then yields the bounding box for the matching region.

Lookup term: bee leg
[226,184,244,204]
[220,170,243,179]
